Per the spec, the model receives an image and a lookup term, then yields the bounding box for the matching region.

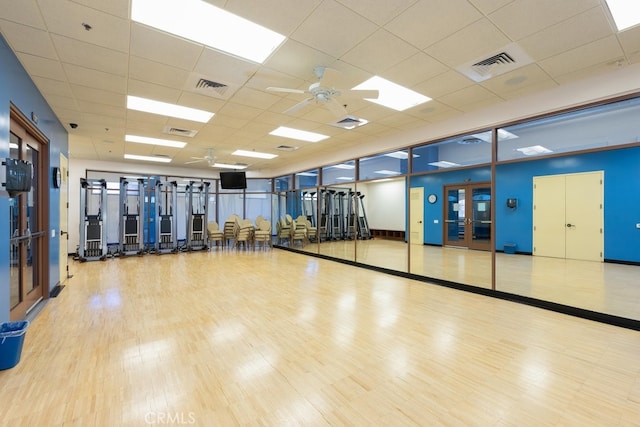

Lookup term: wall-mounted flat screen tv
[4,158,32,197]
[219,171,247,190]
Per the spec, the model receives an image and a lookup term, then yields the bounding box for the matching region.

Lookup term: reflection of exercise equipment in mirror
[77,178,108,262]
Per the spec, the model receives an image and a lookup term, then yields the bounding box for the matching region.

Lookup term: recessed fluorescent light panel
[131,0,285,63]
[212,163,248,169]
[352,76,431,111]
[336,177,354,181]
[124,154,171,163]
[269,126,329,143]
[516,145,553,156]
[470,129,519,143]
[232,149,278,159]
[127,95,214,123]
[332,164,355,170]
[605,0,640,31]
[428,161,461,168]
[296,172,318,177]
[384,150,419,159]
[374,170,401,176]
[125,134,187,148]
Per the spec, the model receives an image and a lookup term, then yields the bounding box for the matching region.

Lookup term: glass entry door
[9,121,46,320]
[444,183,491,251]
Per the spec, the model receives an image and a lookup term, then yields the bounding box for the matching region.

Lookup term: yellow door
[533,175,566,258]
[565,172,603,262]
[533,171,603,261]
[409,187,424,245]
[59,153,69,284]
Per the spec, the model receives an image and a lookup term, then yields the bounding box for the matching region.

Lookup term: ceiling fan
[186,148,216,166]
[266,66,379,116]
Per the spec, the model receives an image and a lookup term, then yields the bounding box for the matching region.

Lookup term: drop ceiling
[1,0,639,176]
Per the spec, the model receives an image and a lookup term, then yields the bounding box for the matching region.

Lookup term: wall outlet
[636,223,640,229]
[434,219,439,224]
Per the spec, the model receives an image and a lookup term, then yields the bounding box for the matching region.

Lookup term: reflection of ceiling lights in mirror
[428,161,461,168]
[516,145,553,156]
[374,170,401,175]
[469,129,518,143]
[212,163,248,169]
[131,0,285,63]
[297,172,318,176]
[352,76,431,111]
[332,164,355,169]
[335,177,354,181]
[269,126,329,142]
[384,150,419,159]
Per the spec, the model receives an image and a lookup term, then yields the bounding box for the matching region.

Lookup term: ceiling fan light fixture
[352,76,431,111]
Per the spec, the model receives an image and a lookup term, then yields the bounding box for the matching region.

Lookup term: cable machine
[185,181,210,251]
[354,192,372,239]
[154,180,178,254]
[78,178,108,261]
[117,177,145,256]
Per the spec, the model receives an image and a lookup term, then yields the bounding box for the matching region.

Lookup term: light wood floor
[299,239,640,321]
[2,249,640,426]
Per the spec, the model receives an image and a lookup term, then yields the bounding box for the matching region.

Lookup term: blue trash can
[503,243,517,254]
[0,320,29,370]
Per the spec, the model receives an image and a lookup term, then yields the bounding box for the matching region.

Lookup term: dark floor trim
[275,245,640,332]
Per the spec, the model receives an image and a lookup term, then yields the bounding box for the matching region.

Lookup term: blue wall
[0,35,68,322]
[410,166,491,245]
[496,147,640,262]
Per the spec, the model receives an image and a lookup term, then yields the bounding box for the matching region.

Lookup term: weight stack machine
[154,180,178,254]
[354,192,372,239]
[78,178,108,261]
[118,177,145,256]
[185,181,210,251]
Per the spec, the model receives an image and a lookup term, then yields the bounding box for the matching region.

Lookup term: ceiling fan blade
[344,89,379,99]
[284,97,314,114]
[185,159,205,164]
[325,98,348,117]
[266,86,306,94]
[317,66,339,87]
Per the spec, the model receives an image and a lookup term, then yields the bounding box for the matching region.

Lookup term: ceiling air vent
[329,115,369,130]
[275,145,299,151]
[162,126,198,138]
[196,78,228,96]
[456,43,533,83]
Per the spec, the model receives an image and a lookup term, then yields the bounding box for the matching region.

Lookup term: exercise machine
[154,180,178,254]
[354,192,372,239]
[185,181,210,251]
[117,177,145,256]
[78,178,108,261]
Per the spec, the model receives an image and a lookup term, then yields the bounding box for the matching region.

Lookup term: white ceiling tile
[489,0,602,40]
[63,63,127,94]
[539,35,623,78]
[17,53,66,81]
[425,18,512,67]
[71,0,130,19]
[129,23,204,71]
[480,64,554,97]
[230,87,282,110]
[129,56,190,90]
[382,53,449,87]
[37,0,130,52]
[291,0,377,57]
[76,100,127,119]
[467,0,514,14]
[385,0,482,49]
[414,70,474,99]
[177,91,225,114]
[32,76,74,98]
[225,0,322,35]
[341,29,419,73]
[52,34,128,76]
[0,19,57,59]
[0,0,46,29]
[518,6,613,61]
[126,79,181,103]
[336,0,417,25]
[618,26,640,59]
[438,85,503,109]
[70,84,125,107]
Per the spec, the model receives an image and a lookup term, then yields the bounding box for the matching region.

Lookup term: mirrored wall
[273,93,640,326]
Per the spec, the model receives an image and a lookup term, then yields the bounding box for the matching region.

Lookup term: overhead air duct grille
[472,52,515,77]
[196,78,228,96]
[456,43,533,83]
[162,126,198,138]
[275,145,299,151]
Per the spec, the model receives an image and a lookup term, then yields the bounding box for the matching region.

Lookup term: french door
[443,183,491,251]
[9,113,48,320]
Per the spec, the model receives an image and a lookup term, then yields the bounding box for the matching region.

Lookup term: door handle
[60,230,68,236]
[566,223,574,228]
